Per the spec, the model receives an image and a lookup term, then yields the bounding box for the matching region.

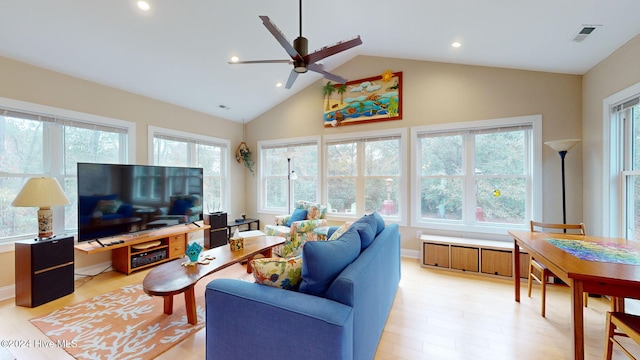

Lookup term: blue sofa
[205,218,401,360]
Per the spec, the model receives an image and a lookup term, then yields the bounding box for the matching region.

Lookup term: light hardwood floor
[0,257,638,359]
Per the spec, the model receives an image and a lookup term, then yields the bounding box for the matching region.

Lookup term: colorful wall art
[323,71,402,127]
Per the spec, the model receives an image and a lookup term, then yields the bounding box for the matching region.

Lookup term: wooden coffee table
[142,235,284,325]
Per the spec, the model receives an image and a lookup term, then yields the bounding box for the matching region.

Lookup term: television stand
[74,222,209,274]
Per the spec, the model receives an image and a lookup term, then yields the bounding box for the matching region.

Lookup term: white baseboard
[0,284,15,302]
[401,248,419,259]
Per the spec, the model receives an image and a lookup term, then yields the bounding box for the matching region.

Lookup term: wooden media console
[74,222,209,274]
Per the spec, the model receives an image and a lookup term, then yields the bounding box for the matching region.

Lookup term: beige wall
[0,56,246,288]
[582,35,640,236]
[246,55,583,250]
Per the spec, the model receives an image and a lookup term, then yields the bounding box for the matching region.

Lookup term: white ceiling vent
[573,25,601,42]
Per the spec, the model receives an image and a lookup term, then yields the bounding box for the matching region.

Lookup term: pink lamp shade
[11,177,70,238]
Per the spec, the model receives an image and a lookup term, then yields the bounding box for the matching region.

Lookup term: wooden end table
[142,235,284,325]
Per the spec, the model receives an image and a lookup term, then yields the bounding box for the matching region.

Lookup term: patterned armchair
[265,200,328,258]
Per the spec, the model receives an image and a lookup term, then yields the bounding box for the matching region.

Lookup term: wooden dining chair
[604,311,640,359]
[528,221,587,317]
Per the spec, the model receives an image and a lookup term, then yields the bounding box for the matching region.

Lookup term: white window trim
[410,115,542,236]
[603,81,640,238]
[0,96,136,164]
[0,96,135,243]
[323,128,408,226]
[148,125,230,213]
[257,135,321,215]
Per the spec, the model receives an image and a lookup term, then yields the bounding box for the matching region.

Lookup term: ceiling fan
[229,0,362,89]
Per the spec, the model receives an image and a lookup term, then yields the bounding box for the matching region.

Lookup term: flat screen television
[77,163,204,242]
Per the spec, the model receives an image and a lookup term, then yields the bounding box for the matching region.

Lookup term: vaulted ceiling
[2,0,639,122]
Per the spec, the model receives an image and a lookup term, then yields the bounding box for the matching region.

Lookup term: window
[324,129,406,222]
[609,91,640,240]
[258,137,320,213]
[412,115,541,234]
[0,97,134,242]
[149,126,229,213]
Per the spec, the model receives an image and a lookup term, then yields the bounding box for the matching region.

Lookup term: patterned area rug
[30,263,249,360]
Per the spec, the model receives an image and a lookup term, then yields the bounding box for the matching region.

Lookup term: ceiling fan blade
[305,36,362,64]
[285,69,299,89]
[307,63,347,84]
[258,15,302,60]
[228,60,292,64]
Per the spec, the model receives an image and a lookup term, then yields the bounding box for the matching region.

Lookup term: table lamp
[544,139,581,228]
[11,177,70,239]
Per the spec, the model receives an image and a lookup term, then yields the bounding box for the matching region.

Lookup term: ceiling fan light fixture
[294,62,307,73]
[230,56,239,63]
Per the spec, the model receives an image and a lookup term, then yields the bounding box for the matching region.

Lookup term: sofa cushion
[352,214,377,250]
[285,208,308,227]
[299,225,360,296]
[371,211,386,235]
[250,257,303,290]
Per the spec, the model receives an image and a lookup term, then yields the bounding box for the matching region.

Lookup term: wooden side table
[227,218,260,238]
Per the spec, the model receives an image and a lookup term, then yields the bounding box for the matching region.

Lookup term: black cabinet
[204,212,227,249]
[15,235,74,307]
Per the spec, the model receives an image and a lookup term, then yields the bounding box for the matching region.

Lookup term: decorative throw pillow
[250,257,303,290]
[352,213,377,250]
[285,208,308,227]
[94,199,122,214]
[299,225,360,296]
[327,222,352,241]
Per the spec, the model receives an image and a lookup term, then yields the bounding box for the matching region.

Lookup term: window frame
[257,136,321,215]
[148,125,230,214]
[604,81,640,238]
[323,128,407,225]
[0,96,135,244]
[411,115,542,235]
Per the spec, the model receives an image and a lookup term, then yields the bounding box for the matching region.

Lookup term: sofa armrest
[206,279,353,360]
[290,219,327,233]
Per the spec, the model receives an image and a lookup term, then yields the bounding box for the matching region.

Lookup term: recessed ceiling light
[137,1,150,11]
[276,82,283,88]
[230,56,239,63]
[451,42,462,48]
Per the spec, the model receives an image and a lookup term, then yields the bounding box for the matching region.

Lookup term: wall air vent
[573,25,601,42]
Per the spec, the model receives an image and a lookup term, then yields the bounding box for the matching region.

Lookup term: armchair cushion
[250,256,303,291]
[285,208,308,227]
[299,225,360,297]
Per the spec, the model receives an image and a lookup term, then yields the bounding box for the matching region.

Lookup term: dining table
[510,230,640,360]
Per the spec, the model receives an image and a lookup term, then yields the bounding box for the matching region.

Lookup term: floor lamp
[544,139,581,230]
[285,152,298,214]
